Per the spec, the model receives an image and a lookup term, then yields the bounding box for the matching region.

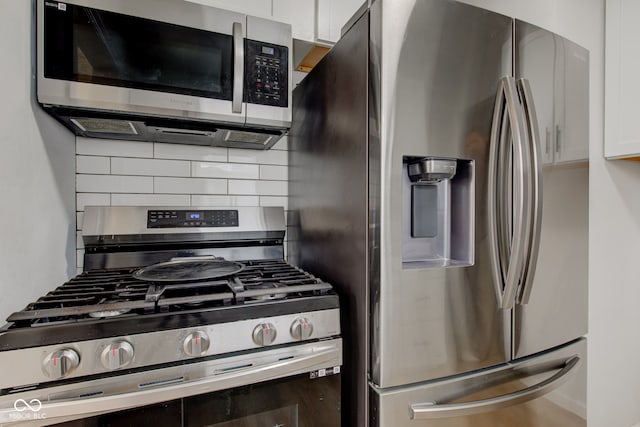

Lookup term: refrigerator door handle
[488,76,530,309]
[409,355,580,420]
[516,78,543,305]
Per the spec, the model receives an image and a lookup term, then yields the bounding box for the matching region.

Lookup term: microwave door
[37,0,247,125]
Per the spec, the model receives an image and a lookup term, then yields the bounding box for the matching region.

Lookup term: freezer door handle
[409,355,580,420]
[487,76,530,309]
[516,78,543,305]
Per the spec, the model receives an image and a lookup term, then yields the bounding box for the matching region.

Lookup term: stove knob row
[183,331,210,357]
[42,348,80,379]
[100,341,135,370]
[253,322,277,346]
[290,317,314,340]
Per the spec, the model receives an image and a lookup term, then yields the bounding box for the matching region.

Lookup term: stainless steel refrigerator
[288,0,589,426]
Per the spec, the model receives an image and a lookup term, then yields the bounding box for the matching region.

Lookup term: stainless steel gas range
[0,206,341,426]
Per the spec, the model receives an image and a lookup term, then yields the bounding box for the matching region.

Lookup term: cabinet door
[605,0,640,159]
[316,0,365,43]
[555,37,589,163]
[272,0,315,41]
[516,21,589,164]
[183,0,272,19]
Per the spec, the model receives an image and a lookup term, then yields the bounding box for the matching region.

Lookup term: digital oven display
[147,210,239,228]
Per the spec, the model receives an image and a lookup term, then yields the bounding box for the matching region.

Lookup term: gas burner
[245,283,289,301]
[88,308,131,318]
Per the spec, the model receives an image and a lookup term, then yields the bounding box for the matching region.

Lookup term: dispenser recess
[402,157,475,268]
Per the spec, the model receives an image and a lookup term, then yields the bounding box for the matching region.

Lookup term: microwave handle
[232,22,244,114]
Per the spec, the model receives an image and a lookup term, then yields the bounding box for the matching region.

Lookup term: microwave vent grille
[224,130,272,145]
[71,118,138,135]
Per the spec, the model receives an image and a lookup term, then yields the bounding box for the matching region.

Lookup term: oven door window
[43,3,233,100]
[51,373,340,427]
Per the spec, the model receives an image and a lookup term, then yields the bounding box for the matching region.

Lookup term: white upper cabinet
[183,0,272,19]
[517,21,589,164]
[315,0,365,43]
[183,0,363,44]
[272,0,315,42]
[605,0,640,159]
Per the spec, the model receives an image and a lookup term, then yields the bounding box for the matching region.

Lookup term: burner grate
[5,260,333,327]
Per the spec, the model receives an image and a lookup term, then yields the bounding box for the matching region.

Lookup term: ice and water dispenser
[402,157,474,268]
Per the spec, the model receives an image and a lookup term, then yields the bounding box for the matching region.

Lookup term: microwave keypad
[245,40,288,108]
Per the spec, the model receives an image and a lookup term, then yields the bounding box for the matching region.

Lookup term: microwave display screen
[44,3,233,100]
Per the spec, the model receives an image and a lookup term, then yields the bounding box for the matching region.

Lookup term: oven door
[0,340,341,426]
[37,0,246,125]
[51,373,340,427]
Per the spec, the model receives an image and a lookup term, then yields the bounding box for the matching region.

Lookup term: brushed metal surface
[289,12,370,427]
[371,338,586,426]
[513,22,589,358]
[0,309,340,391]
[36,0,292,130]
[0,339,342,426]
[82,206,285,240]
[375,0,512,388]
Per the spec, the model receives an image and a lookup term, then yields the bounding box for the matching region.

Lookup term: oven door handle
[0,343,341,425]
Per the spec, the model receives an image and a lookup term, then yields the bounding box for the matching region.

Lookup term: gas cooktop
[0,259,337,351]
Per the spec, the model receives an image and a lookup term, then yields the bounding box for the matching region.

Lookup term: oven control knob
[183,331,210,357]
[43,348,80,379]
[252,322,277,346]
[100,341,134,370]
[290,317,314,340]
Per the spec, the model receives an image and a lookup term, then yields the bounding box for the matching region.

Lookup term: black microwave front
[36,0,292,148]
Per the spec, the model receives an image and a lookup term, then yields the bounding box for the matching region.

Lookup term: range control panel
[147,210,239,228]
[245,39,288,107]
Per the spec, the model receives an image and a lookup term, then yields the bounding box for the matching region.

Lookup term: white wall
[458,1,640,426]
[0,1,76,323]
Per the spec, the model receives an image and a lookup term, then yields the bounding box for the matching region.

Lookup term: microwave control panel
[245,40,288,108]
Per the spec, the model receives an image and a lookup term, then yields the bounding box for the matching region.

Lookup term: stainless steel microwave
[36,0,292,149]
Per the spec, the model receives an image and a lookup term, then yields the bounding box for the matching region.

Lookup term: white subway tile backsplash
[77,156,110,174]
[77,137,153,158]
[227,180,258,195]
[259,196,288,210]
[259,165,288,181]
[228,180,288,196]
[191,195,260,206]
[154,143,227,162]
[154,177,227,194]
[76,193,111,210]
[111,158,190,177]
[228,148,287,165]
[112,193,191,206]
[192,162,259,179]
[75,136,291,269]
[77,174,153,193]
[258,180,288,196]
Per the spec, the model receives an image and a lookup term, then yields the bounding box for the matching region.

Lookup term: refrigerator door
[371,338,586,427]
[373,0,513,387]
[513,21,589,359]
